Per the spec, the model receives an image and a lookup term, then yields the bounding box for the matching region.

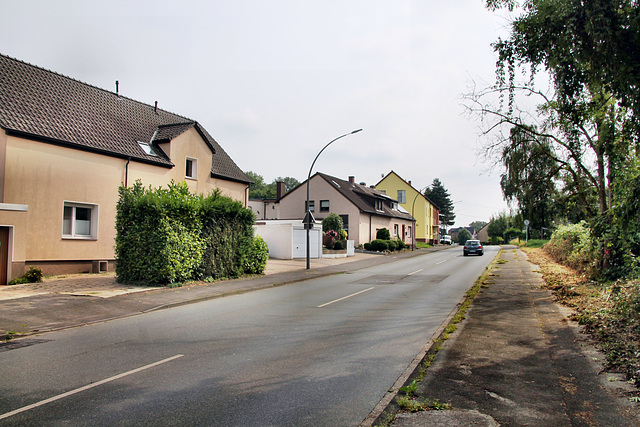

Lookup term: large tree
[424,178,455,227]
[246,172,300,199]
[480,0,640,277]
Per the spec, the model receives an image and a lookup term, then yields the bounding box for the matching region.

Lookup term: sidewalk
[390,247,640,427]
[0,251,423,338]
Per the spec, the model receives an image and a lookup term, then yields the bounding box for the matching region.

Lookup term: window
[375,199,383,211]
[186,157,197,179]
[305,200,315,212]
[397,190,406,204]
[138,141,159,157]
[339,214,349,233]
[63,202,98,239]
[320,200,330,212]
[394,224,399,236]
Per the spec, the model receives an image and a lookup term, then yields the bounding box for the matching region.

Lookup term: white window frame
[397,190,406,204]
[186,157,198,180]
[62,201,99,240]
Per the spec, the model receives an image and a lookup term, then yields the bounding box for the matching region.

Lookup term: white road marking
[317,287,375,308]
[0,354,184,420]
[436,260,448,265]
[407,269,424,276]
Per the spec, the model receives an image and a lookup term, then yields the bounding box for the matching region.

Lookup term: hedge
[115,181,268,285]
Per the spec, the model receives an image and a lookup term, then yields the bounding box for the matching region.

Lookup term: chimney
[349,176,355,184]
[276,181,286,201]
[115,80,119,96]
[408,180,412,186]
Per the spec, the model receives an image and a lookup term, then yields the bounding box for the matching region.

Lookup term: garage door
[293,228,321,258]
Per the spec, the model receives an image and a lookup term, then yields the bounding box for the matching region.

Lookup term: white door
[292,229,320,258]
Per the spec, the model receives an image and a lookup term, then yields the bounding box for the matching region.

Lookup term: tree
[424,178,455,227]
[457,228,471,244]
[500,126,558,235]
[246,172,300,199]
[469,221,488,231]
[322,213,344,234]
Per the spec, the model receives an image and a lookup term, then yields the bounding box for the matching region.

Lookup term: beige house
[277,173,414,246]
[0,54,251,283]
[375,171,440,245]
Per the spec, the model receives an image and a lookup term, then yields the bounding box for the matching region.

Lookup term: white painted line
[436,260,448,265]
[317,287,375,308]
[407,269,424,276]
[0,354,184,421]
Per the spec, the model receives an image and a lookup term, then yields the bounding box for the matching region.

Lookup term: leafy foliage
[245,171,300,199]
[376,228,391,240]
[322,213,344,234]
[115,181,259,285]
[457,228,471,244]
[244,236,269,275]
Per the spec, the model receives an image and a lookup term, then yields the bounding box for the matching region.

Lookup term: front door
[0,227,9,285]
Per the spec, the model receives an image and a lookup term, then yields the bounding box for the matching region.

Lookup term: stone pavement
[387,247,640,427]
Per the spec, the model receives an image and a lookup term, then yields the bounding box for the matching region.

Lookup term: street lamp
[306,129,363,269]
[411,186,429,251]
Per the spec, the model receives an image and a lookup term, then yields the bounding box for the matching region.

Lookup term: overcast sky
[0,0,514,228]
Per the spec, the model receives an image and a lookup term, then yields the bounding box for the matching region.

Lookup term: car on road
[463,239,484,256]
[440,235,453,245]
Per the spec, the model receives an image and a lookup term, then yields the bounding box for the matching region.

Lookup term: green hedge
[115,181,267,285]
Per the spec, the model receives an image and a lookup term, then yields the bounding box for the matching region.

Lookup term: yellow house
[376,171,440,245]
[0,54,251,283]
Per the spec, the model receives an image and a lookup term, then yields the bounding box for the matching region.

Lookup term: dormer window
[375,199,383,211]
[186,157,197,180]
[138,141,159,157]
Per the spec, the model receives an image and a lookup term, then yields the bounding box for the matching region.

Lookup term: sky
[0,0,515,229]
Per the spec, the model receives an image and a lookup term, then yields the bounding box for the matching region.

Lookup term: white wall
[254,220,322,259]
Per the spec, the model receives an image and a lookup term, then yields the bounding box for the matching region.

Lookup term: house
[0,54,251,283]
[375,171,440,245]
[276,172,415,247]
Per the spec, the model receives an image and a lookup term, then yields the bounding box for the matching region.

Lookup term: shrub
[370,239,389,252]
[376,228,391,240]
[387,240,398,252]
[322,213,344,234]
[396,239,406,250]
[333,240,344,250]
[363,242,372,251]
[244,235,269,275]
[8,266,43,285]
[544,221,594,273]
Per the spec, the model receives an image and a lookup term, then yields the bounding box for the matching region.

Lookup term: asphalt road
[0,246,498,426]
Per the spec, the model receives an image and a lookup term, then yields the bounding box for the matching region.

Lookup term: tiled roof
[316,172,414,221]
[0,53,250,184]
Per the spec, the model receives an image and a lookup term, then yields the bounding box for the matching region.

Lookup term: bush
[8,266,43,285]
[333,240,344,250]
[376,228,391,240]
[396,239,406,250]
[363,242,372,251]
[370,239,389,252]
[387,240,398,252]
[322,213,344,234]
[116,180,256,285]
[544,221,594,273]
[244,235,269,275]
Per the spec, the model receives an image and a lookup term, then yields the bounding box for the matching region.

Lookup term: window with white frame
[63,202,98,239]
[394,224,399,236]
[397,190,406,204]
[186,157,198,179]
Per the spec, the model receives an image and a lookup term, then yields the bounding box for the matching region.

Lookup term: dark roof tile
[0,54,250,184]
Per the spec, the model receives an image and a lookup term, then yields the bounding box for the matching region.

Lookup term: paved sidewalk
[391,247,640,427]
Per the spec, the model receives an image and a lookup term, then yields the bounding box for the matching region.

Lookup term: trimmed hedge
[116,181,267,285]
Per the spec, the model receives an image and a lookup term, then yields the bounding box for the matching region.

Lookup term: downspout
[370,214,373,242]
[124,157,131,187]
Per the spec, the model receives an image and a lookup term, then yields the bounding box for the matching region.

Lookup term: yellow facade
[375,171,439,244]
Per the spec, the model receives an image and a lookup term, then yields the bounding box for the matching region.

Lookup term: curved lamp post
[306,129,363,269]
[411,187,429,251]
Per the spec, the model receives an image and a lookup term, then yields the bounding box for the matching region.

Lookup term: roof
[315,172,414,221]
[0,53,251,184]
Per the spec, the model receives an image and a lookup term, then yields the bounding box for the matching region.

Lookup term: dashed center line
[407,269,424,276]
[0,354,184,421]
[436,260,448,265]
[317,287,375,308]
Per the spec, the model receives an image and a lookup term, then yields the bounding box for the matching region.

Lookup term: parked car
[463,240,484,256]
[440,235,452,245]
